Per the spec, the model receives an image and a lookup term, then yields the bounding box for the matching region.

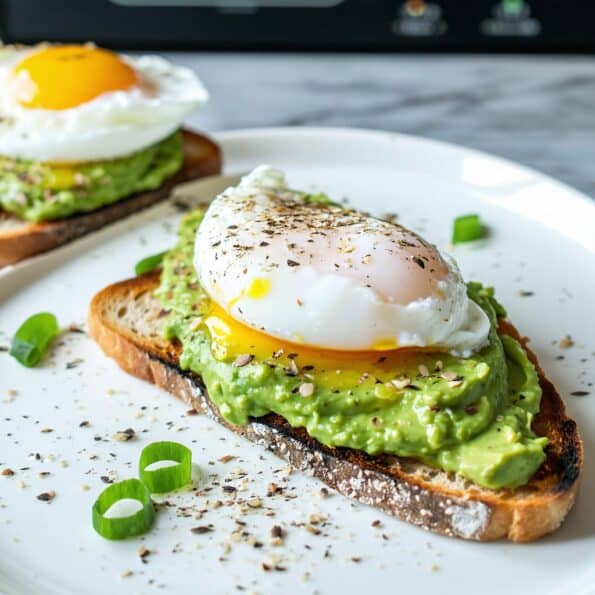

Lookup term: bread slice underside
[88,272,583,542]
[0,129,221,267]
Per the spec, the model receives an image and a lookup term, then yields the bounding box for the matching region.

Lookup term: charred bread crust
[0,129,221,267]
[88,272,583,542]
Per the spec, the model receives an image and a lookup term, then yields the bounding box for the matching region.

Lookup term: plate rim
[214,125,595,214]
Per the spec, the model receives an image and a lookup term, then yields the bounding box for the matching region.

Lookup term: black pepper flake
[465,405,478,415]
[412,256,425,269]
[571,391,590,397]
[287,259,300,267]
[270,525,284,539]
[66,358,84,369]
[285,360,299,377]
[223,485,237,493]
[234,354,254,367]
[262,564,286,572]
[190,525,214,534]
[36,491,55,502]
[112,428,135,442]
[267,482,282,496]
[100,475,113,484]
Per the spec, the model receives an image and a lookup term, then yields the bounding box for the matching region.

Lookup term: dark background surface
[3,0,595,52]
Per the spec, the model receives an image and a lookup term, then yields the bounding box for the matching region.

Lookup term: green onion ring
[10,312,59,367]
[452,214,483,244]
[92,478,155,540]
[139,441,192,494]
[134,251,167,276]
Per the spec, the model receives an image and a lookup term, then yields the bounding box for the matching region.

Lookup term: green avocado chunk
[155,209,547,490]
[0,131,183,222]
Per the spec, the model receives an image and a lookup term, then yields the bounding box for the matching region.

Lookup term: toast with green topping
[89,270,582,542]
[0,129,221,267]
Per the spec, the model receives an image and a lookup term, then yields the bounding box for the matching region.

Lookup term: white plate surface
[0,128,594,595]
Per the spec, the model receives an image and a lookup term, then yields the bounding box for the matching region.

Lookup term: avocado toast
[0,129,221,267]
[0,44,221,267]
[89,169,582,542]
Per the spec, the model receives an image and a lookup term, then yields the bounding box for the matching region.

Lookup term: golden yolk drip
[14,45,139,110]
[371,338,399,351]
[245,278,271,299]
[202,303,423,385]
[227,278,271,309]
[46,166,77,190]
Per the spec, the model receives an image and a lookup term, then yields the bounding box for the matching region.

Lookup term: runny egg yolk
[13,45,139,110]
[245,278,271,299]
[227,278,271,309]
[202,303,428,388]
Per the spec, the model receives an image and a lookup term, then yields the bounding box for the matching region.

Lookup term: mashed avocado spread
[0,131,183,222]
[156,209,547,490]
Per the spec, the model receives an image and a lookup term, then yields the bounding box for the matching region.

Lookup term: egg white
[194,166,490,356]
[0,47,207,162]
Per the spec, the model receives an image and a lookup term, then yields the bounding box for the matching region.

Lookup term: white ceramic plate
[1,128,594,595]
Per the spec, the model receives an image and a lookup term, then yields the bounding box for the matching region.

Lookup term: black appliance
[1,0,594,52]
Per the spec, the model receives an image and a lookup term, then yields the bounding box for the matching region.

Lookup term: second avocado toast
[0,44,221,266]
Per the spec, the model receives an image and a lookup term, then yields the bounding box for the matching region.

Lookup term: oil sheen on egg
[0,44,207,162]
[195,166,490,357]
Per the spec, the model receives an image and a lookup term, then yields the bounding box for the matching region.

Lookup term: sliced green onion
[10,312,59,367]
[452,214,483,244]
[92,478,155,540]
[139,441,192,494]
[303,192,333,205]
[135,251,167,276]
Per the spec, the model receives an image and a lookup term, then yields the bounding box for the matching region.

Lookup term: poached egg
[0,44,207,162]
[194,166,490,357]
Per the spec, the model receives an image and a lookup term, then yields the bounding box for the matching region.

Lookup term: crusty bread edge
[0,129,221,267]
[87,274,582,542]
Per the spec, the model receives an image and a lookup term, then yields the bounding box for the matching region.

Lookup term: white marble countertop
[168,53,595,199]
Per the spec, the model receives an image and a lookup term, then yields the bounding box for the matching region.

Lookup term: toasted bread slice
[0,129,221,267]
[88,271,582,542]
